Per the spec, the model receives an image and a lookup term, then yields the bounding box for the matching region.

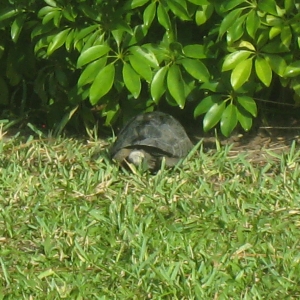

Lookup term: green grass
[1,134,300,299]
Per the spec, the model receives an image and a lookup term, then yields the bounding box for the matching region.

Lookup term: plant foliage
[0,0,299,135]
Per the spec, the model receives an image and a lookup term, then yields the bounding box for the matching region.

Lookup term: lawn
[0,133,300,299]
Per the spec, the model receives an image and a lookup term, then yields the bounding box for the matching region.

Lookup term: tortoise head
[112,147,161,171]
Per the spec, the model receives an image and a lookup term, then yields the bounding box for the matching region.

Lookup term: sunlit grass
[0,134,300,299]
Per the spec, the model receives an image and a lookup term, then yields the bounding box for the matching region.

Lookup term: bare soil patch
[191,116,300,165]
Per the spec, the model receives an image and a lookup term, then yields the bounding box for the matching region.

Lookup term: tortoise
[110,111,193,170]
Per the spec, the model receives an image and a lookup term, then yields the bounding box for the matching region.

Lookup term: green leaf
[31,22,55,39]
[256,30,269,49]
[237,106,252,131]
[81,30,103,52]
[181,58,210,82]
[236,96,257,117]
[75,25,99,42]
[169,42,183,55]
[246,10,260,39]
[111,20,133,34]
[42,10,60,25]
[285,0,295,13]
[47,28,71,55]
[283,61,300,77]
[38,6,59,17]
[151,66,168,103]
[143,2,156,27]
[257,0,278,15]
[188,0,209,4]
[200,82,222,93]
[123,63,141,99]
[264,54,287,77]
[290,78,300,97]
[77,45,110,68]
[78,57,107,87]
[261,41,290,54]
[53,10,62,27]
[183,44,206,59]
[129,54,152,82]
[78,3,100,21]
[281,25,292,48]
[128,25,148,46]
[227,14,247,43]
[167,64,186,108]
[44,0,57,6]
[219,8,242,37]
[222,50,252,71]
[130,0,149,8]
[236,41,256,51]
[11,13,26,43]
[104,105,119,126]
[0,7,19,22]
[269,26,282,39]
[129,46,159,68]
[221,103,238,137]
[261,40,289,53]
[231,58,253,90]
[219,0,245,12]
[62,5,76,22]
[194,95,221,117]
[168,0,191,21]
[111,29,124,48]
[65,29,75,51]
[266,15,282,26]
[203,101,226,131]
[255,56,272,86]
[90,63,115,105]
[195,4,214,26]
[157,3,171,30]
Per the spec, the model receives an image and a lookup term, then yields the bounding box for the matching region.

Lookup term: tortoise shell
[110,111,193,170]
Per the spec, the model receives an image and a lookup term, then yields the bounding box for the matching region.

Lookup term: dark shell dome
[110,111,193,170]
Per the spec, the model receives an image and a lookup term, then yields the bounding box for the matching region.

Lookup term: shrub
[0,0,299,135]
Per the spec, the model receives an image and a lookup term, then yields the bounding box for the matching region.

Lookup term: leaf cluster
[0,0,300,135]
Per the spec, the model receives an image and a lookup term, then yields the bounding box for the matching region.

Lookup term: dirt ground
[193,117,300,165]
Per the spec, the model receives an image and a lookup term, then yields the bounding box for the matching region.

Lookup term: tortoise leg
[127,150,181,169]
[128,150,159,170]
[112,148,155,170]
[112,148,132,163]
[112,148,179,171]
